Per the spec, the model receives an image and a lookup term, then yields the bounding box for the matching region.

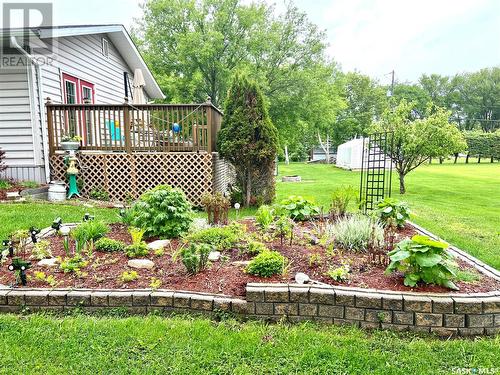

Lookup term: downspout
[11,36,51,183]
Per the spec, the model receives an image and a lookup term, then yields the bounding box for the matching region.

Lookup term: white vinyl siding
[0,66,34,166]
[40,33,141,104]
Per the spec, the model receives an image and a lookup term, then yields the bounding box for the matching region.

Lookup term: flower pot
[60,141,80,151]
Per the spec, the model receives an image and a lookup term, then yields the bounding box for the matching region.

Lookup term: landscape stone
[208,251,221,261]
[147,240,170,250]
[294,272,310,284]
[128,259,155,269]
[37,258,58,267]
[232,260,250,267]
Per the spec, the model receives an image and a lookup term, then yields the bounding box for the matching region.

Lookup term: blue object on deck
[172,122,181,133]
[106,120,124,142]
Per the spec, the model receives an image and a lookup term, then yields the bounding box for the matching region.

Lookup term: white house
[0,24,164,183]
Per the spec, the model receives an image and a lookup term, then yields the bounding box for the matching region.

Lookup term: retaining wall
[0,284,498,337]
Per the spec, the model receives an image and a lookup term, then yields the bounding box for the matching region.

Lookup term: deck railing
[46,99,223,155]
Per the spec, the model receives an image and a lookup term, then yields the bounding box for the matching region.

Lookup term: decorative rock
[128,259,155,269]
[281,175,301,182]
[309,235,320,245]
[208,251,221,261]
[147,240,170,250]
[113,203,125,208]
[83,203,94,208]
[6,192,20,200]
[232,260,250,267]
[295,272,310,284]
[37,258,58,267]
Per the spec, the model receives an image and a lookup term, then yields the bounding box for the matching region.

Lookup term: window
[102,38,109,58]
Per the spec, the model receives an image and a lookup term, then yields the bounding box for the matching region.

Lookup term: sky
[1,0,499,83]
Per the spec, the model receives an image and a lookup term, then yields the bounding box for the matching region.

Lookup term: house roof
[2,24,165,99]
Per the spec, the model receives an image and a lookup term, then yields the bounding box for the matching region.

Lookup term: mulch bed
[1,220,499,297]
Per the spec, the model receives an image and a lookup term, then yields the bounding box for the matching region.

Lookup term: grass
[0,202,118,239]
[277,162,500,270]
[0,314,498,374]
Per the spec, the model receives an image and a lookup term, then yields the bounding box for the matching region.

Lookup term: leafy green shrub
[245,240,268,255]
[31,240,52,260]
[125,242,149,258]
[279,195,320,221]
[0,180,11,190]
[374,198,410,228]
[94,238,126,252]
[71,221,108,244]
[328,214,383,252]
[274,215,294,246]
[178,243,212,274]
[326,264,350,281]
[89,187,110,201]
[120,271,139,282]
[20,181,39,189]
[386,235,458,289]
[124,185,193,238]
[255,205,274,230]
[185,223,244,251]
[246,251,287,277]
[59,255,88,273]
[330,186,355,218]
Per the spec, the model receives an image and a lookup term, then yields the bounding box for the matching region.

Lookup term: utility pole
[390,70,395,96]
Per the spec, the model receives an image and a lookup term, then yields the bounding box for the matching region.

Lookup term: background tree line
[133,0,499,161]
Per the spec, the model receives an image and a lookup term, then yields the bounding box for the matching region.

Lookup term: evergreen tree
[217,74,278,206]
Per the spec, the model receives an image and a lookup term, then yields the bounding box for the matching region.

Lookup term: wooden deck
[46,99,222,155]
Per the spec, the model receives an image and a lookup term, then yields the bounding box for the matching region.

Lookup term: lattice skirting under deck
[49,152,214,206]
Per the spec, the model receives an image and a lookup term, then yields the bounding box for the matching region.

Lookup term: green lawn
[0,314,498,374]
[276,162,500,270]
[0,202,119,240]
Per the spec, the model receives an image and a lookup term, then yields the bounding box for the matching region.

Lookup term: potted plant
[60,134,82,151]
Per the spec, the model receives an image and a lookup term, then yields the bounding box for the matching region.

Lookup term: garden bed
[1,220,498,297]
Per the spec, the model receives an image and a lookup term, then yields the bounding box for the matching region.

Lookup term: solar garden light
[51,217,63,231]
[83,213,95,222]
[60,226,71,256]
[8,258,32,286]
[234,202,241,221]
[29,227,41,244]
[2,240,14,258]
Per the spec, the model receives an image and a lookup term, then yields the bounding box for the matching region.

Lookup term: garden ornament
[51,217,63,231]
[294,272,329,286]
[29,227,41,244]
[8,257,31,286]
[2,240,14,258]
[66,150,80,199]
[83,213,95,222]
[172,122,181,134]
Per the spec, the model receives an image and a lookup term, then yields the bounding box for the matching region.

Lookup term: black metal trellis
[359,132,394,211]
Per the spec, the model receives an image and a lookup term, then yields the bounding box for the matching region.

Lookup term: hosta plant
[386,235,458,290]
[278,195,320,221]
[255,205,274,230]
[374,198,410,228]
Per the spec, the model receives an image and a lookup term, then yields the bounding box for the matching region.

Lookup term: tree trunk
[478,156,481,163]
[245,168,252,207]
[399,172,406,194]
[466,153,469,163]
[429,157,432,164]
[439,157,443,164]
[284,145,289,165]
[454,153,458,164]
[491,156,494,163]
[317,131,330,164]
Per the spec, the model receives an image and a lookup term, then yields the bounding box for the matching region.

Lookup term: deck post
[206,97,213,153]
[123,98,132,153]
[46,97,55,156]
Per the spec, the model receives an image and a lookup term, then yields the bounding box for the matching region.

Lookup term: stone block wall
[0,284,498,337]
[245,284,500,337]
